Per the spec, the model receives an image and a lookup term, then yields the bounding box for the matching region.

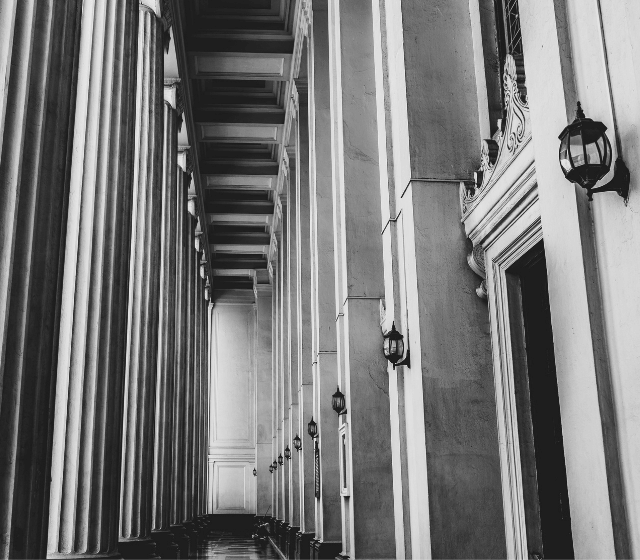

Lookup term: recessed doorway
[506,243,574,559]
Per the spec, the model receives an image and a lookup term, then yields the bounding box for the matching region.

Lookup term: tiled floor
[197,534,281,560]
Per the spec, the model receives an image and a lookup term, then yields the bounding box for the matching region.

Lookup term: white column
[47,0,139,557]
[119,3,164,557]
[0,2,80,557]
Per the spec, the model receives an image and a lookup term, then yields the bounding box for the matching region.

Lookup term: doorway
[507,242,574,559]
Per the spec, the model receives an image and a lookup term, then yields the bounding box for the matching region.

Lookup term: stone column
[377,0,506,557]
[281,185,291,547]
[308,3,341,557]
[170,152,191,559]
[0,1,80,557]
[46,0,139,557]
[295,81,315,558]
[151,93,180,559]
[256,283,274,516]
[118,3,164,557]
[327,0,395,557]
[190,267,202,532]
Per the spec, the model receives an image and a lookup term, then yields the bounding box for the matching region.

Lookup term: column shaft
[47,0,139,556]
[119,5,163,557]
[151,100,179,559]
[0,1,80,557]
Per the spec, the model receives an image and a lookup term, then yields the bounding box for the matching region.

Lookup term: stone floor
[197,535,281,559]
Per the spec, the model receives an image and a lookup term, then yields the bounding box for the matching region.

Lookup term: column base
[118,537,159,559]
[279,522,290,555]
[286,526,299,559]
[170,524,190,559]
[151,530,180,559]
[335,555,349,560]
[47,553,122,559]
[183,521,199,555]
[310,539,342,560]
[295,531,314,559]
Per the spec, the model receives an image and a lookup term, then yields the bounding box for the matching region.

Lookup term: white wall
[208,303,256,514]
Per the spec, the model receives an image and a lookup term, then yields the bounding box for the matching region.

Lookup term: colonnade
[0,1,211,558]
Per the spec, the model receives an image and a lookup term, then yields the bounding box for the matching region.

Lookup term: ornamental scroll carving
[459,54,530,216]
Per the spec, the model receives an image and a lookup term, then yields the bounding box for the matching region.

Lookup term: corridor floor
[197,535,281,559]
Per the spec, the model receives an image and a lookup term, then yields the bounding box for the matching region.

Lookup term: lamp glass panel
[559,135,572,173]
[569,130,585,167]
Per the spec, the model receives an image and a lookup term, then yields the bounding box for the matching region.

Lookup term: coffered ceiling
[171,0,297,303]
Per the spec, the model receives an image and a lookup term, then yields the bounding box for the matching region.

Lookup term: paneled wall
[208,303,257,514]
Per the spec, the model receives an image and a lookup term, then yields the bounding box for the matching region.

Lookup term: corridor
[198,536,280,560]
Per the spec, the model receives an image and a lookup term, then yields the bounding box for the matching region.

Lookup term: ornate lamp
[269,464,274,474]
[204,279,211,301]
[272,460,277,470]
[293,434,302,451]
[331,386,346,415]
[278,453,283,466]
[307,417,318,439]
[284,446,291,460]
[253,468,257,477]
[558,102,629,201]
[383,322,406,369]
[200,263,206,280]
[187,196,197,217]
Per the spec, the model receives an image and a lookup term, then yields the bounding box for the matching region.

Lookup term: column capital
[140,0,162,17]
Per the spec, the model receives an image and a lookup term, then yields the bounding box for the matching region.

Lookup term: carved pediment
[460,54,530,216]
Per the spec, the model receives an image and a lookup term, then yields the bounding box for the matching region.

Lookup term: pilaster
[327,0,395,556]
[47,0,139,556]
[309,0,340,547]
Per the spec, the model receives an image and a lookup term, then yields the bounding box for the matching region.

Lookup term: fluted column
[46,0,139,557]
[0,2,81,557]
[181,206,198,549]
[170,152,191,559]
[151,94,180,559]
[118,3,164,558]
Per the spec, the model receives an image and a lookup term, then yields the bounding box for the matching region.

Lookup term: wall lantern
[278,453,284,466]
[558,102,630,201]
[331,386,347,415]
[382,322,409,369]
[307,417,318,439]
[284,446,291,460]
[253,468,257,477]
[293,434,302,451]
[195,233,202,253]
[269,464,274,474]
[199,263,206,280]
[272,460,277,470]
[204,279,211,302]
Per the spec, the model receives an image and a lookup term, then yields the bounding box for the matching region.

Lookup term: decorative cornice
[460,54,530,217]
